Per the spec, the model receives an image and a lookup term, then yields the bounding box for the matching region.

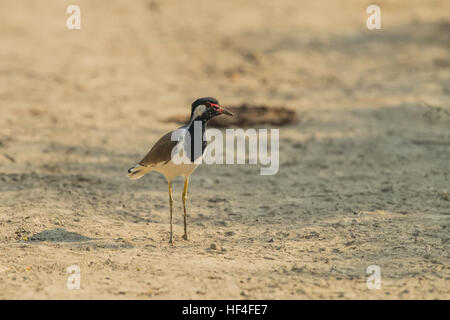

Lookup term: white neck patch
[192,105,207,119]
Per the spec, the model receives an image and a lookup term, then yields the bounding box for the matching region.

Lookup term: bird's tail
[127,164,149,180]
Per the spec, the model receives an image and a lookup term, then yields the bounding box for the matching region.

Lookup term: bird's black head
[190,97,233,122]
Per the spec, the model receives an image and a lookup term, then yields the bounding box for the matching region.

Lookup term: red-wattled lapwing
[127,97,233,244]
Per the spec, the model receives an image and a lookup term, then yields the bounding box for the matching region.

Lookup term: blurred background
[0,0,449,299]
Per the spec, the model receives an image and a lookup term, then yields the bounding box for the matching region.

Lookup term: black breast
[185,120,207,163]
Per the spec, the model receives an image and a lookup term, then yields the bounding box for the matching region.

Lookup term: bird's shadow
[29,228,94,243]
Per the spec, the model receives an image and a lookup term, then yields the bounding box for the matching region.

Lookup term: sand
[0,0,449,299]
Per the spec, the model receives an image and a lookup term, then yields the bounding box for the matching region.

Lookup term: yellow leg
[168,182,174,244]
[182,177,189,240]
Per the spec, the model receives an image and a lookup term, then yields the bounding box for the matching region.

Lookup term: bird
[127,97,233,244]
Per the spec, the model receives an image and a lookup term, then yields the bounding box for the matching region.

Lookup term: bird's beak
[219,107,233,117]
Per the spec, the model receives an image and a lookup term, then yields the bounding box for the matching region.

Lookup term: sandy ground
[0,0,449,299]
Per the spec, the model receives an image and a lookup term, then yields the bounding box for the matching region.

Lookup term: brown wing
[139,131,178,167]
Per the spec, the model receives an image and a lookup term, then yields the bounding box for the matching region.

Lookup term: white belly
[153,160,199,182]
